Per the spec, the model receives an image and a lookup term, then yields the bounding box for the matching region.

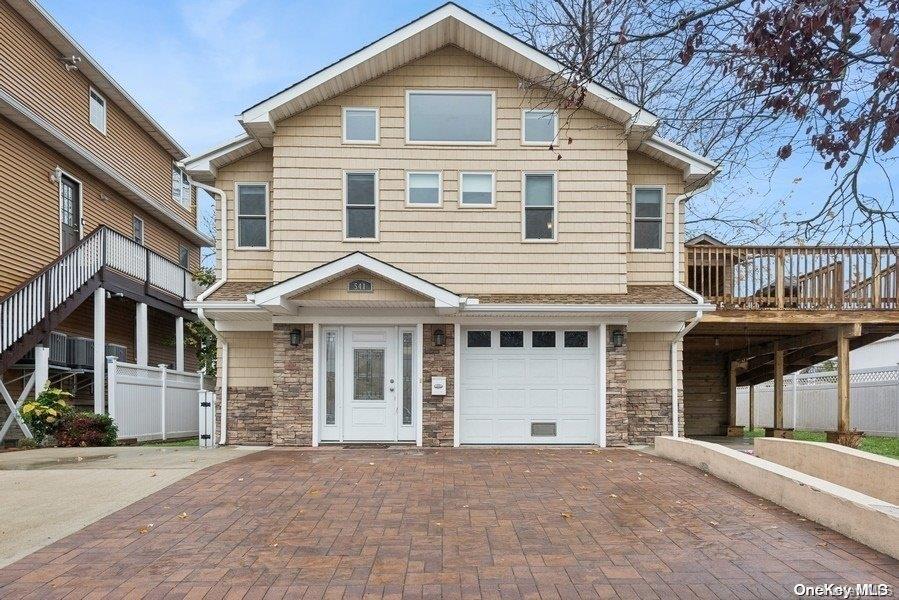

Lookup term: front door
[60,175,81,252]
[343,327,396,441]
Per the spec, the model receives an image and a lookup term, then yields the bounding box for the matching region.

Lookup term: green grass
[743,428,899,459]
[138,438,198,447]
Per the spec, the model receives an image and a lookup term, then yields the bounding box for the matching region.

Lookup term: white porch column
[135,302,148,366]
[33,345,50,397]
[175,316,185,372]
[93,288,106,413]
[453,323,461,448]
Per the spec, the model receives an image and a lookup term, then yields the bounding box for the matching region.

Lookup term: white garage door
[460,327,598,444]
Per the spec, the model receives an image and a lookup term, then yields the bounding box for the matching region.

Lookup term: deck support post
[136,302,148,366]
[748,385,755,432]
[827,324,862,445]
[175,316,185,372]
[93,287,106,414]
[765,347,792,438]
[726,361,743,436]
[33,345,49,397]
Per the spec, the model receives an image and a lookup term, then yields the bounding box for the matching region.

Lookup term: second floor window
[633,187,664,250]
[179,245,190,269]
[89,88,106,134]
[345,171,377,240]
[406,172,441,207]
[523,173,556,241]
[132,215,144,245]
[459,172,495,207]
[236,183,268,249]
[407,91,494,144]
[172,165,190,208]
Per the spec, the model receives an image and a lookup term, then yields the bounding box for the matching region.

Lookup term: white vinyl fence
[736,366,899,436]
[106,358,204,441]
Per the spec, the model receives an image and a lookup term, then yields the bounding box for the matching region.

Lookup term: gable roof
[686,233,727,246]
[8,0,188,159]
[252,252,462,309]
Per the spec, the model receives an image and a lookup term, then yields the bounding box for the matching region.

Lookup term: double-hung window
[345,171,378,240]
[522,172,556,241]
[459,172,495,207]
[89,88,106,134]
[343,107,378,143]
[236,183,268,249]
[406,172,442,207]
[522,109,556,144]
[406,91,494,144]
[633,187,664,250]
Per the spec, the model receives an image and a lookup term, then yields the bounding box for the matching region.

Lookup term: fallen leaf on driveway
[709,521,719,526]
[610,494,618,498]
[177,512,188,520]
[149,472,156,477]
[561,512,572,519]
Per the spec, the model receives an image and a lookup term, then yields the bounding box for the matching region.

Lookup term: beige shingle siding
[296,270,429,303]
[215,148,274,282]
[268,46,629,295]
[627,332,682,390]
[626,151,685,285]
[221,330,273,387]
[0,0,193,220]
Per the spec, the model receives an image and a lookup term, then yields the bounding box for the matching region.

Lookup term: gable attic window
[236,183,269,249]
[172,164,191,208]
[406,91,494,144]
[345,171,378,240]
[633,187,664,251]
[522,109,556,144]
[89,88,106,134]
[343,108,379,143]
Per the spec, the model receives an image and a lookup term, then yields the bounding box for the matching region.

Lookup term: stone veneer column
[605,326,629,447]
[272,324,314,446]
[627,389,674,444]
[422,324,455,447]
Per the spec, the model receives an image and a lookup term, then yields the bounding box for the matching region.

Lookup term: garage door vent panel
[531,422,557,437]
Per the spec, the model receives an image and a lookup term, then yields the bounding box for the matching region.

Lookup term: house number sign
[348,279,373,293]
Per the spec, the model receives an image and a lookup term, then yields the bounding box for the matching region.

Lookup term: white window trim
[172,163,191,209]
[132,214,144,245]
[458,171,496,208]
[521,171,558,243]
[88,87,107,135]
[343,170,379,242]
[631,185,666,252]
[56,168,83,253]
[405,89,496,146]
[405,171,443,208]
[521,109,557,145]
[234,182,270,250]
[342,107,380,144]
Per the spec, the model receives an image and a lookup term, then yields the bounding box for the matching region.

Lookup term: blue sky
[42,0,895,245]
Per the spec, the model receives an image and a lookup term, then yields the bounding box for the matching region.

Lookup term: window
[132,215,144,245]
[522,109,556,144]
[633,187,664,250]
[236,183,268,248]
[179,245,190,269]
[532,331,556,348]
[402,331,413,426]
[459,172,494,207]
[89,88,106,134]
[500,331,523,348]
[344,171,377,240]
[407,91,494,144]
[523,173,556,241]
[325,330,337,425]
[353,349,385,400]
[467,331,491,348]
[171,164,191,208]
[406,172,442,207]
[343,107,378,143]
[564,331,588,348]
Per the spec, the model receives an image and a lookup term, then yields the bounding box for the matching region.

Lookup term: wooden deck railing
[685,245,899,310]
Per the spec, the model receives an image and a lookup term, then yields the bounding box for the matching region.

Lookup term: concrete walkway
[0,445,264,567]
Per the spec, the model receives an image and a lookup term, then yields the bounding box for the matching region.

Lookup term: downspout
[186,174,230,445]
[669,181,713,436]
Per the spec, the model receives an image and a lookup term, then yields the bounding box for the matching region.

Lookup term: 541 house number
[348,279,373,293]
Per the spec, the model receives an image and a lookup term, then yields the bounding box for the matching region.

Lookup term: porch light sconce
[611,329,625,348]
[289,328,303,347]
[433,328,446,347]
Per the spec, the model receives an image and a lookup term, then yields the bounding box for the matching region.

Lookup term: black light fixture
[611,329,625,348]
[433,328,446,347]
[289,328,303,347]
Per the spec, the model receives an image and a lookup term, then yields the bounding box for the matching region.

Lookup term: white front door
[343,327,397,441]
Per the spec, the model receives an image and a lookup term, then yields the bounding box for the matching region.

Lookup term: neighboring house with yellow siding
[0,0,212,436]
[185,3,719,447]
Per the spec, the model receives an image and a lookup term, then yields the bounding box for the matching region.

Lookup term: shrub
[56,412,118,447]
[20,387,72,444]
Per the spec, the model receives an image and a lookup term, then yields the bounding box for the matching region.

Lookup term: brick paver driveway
[0,448,895,599]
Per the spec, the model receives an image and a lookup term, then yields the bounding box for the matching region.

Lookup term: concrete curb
[654,436,899,559]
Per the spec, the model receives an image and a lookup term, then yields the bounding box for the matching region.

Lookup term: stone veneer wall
[422,324,455,447]
[605,327,629,447]
[627,389,679,444]
[271,324,314,446]
[225,386,273,445]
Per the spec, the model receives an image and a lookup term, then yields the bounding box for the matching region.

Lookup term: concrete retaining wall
[754,438,899,505]
[654,436,899,559]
